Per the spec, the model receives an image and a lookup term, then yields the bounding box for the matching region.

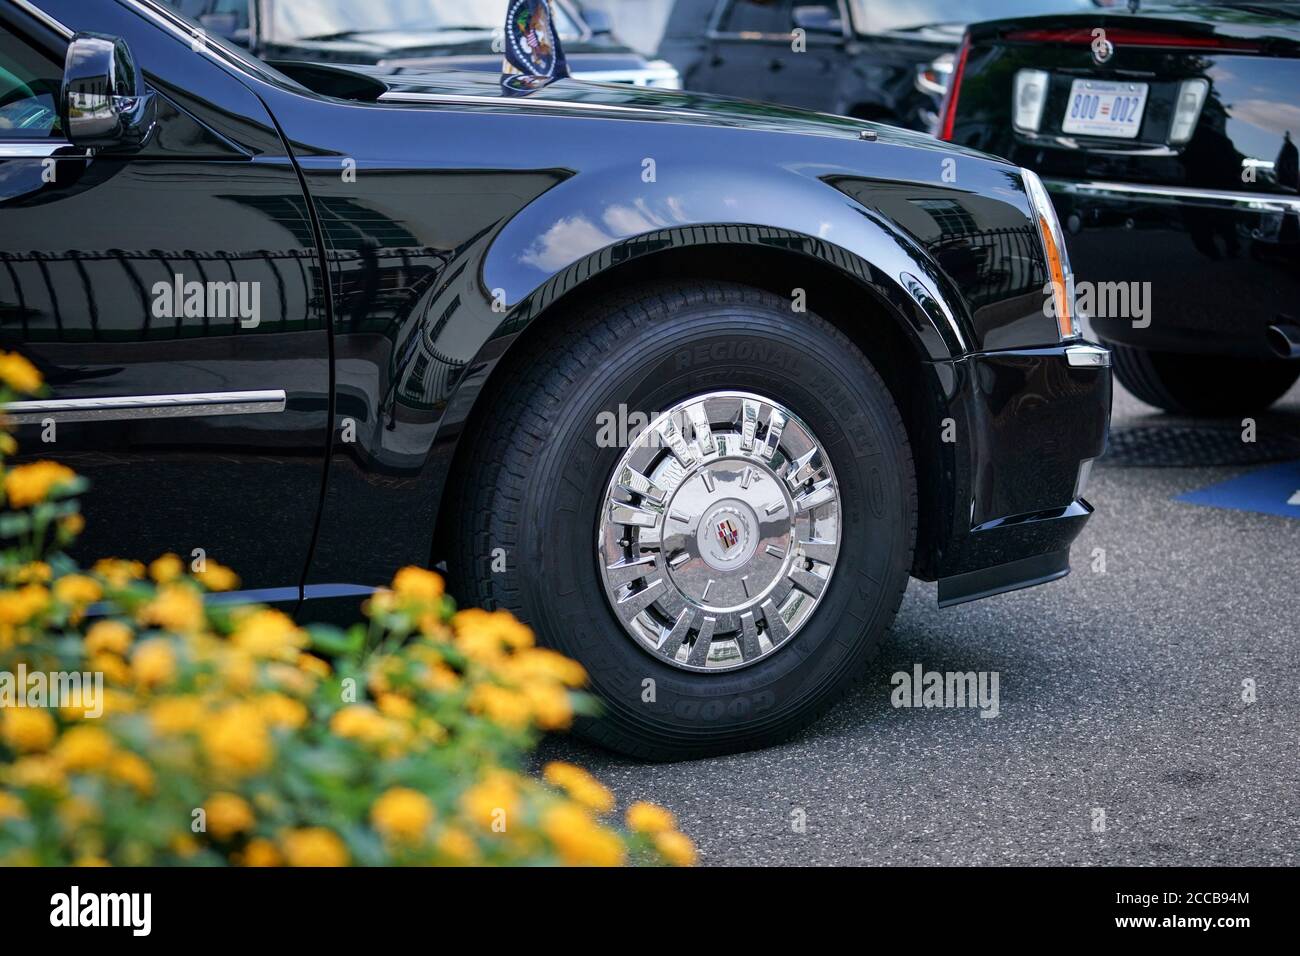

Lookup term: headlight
[1022,168,1078,339]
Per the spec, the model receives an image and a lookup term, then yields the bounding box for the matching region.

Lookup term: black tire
[1106,342,1300,415]
[448,281,916,760]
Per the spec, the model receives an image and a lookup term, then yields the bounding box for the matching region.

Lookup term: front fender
[481,161,973,365]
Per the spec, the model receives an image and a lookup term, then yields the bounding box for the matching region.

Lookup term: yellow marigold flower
[92,558,145,590]
[468,683,532,730]
[202,703,272,776]
[297,653,331,678]
[222,650,258,693]
[60,513,85,537]
[521,681,572,730]
[149,553,183,584]
[4,460,76,508]
[0,351,42,393]
[461,772,520,829]
[53,574,102,607]
[0,433,14,456]
[231,608,306,660]
[375,692,415,721]
[255,693,308,729]
[371,787,435,843]
[6,755,66,792]
[543,762,616,815]
[131,638,178,688]
[169,834,199,858]
[107,752,154,795]
[330,704,390,743]
[542,803,626,867]
[503,647,587,689]
[72,855,110,867]
[281,827,349,867]
[194,560,239,592]
[88,652,131,687]
[1,707,55,753]
[0,584,50,628]
[418,662,460,693]
[149,695,205,735]
[654,830,697,867]
[204,792,255,840]
[137,584,204,635]
[436,827,479,864]
[0,792,27,821]
[13,562,51,584]
[391,566,445,603]
[85,619,133,657]
[453,607,534,651]
[626,801,677,835]
[241,837,281,867]
[54,725,115,772]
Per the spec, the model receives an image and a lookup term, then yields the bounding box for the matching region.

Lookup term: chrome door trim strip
[0,141,74,157]
[2,389,287,424]
[1047,178,1300,213]
[10,0,73,40]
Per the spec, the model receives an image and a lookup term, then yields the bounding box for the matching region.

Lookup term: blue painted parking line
[1176,460,1300,520]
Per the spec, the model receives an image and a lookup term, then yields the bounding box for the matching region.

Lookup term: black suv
[660,0,1108,130]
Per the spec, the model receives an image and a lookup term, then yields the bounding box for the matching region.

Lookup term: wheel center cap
[697,501,760,571]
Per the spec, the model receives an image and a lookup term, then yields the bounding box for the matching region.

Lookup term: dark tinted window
[719,0,793,34]
[0,24,62,139]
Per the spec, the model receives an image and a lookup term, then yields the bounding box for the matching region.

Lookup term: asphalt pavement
[541,379,1300,865]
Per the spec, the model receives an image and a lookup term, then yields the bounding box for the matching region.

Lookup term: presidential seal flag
[502,0,569,89]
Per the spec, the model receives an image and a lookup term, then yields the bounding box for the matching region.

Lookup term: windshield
[848,0,1117,34]
[268,0,583,44]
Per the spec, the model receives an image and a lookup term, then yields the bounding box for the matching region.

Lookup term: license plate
[1061,79,1148,138]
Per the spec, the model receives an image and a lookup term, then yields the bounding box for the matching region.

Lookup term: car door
[694,0,790,101]
[0,0,329,600]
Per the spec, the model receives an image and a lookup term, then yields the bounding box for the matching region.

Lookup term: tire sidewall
[516,302,913,751]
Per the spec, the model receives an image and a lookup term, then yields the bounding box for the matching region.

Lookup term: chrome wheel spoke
[686,615,716,667]
[659,608,694,659]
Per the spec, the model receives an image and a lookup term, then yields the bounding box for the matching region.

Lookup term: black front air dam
[934,343,1112,607]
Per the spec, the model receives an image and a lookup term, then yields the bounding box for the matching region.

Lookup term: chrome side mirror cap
[61,33,156,148]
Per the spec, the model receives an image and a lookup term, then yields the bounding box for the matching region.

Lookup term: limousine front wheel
[448,281,916,760]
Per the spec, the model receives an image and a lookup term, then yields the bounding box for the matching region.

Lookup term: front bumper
[933,342,1112,607]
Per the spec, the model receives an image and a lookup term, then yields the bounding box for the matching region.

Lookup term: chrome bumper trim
[1065,344,1111,368]
[2,390,287,424]
[1046,178,1300,213]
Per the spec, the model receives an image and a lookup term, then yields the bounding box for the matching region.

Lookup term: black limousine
[0,0,1110,757]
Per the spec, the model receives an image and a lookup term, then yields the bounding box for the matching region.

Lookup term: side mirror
[792,5,844,35]
[61,33,156,149]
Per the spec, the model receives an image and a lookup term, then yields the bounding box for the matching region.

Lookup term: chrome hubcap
[598,392,841,672]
